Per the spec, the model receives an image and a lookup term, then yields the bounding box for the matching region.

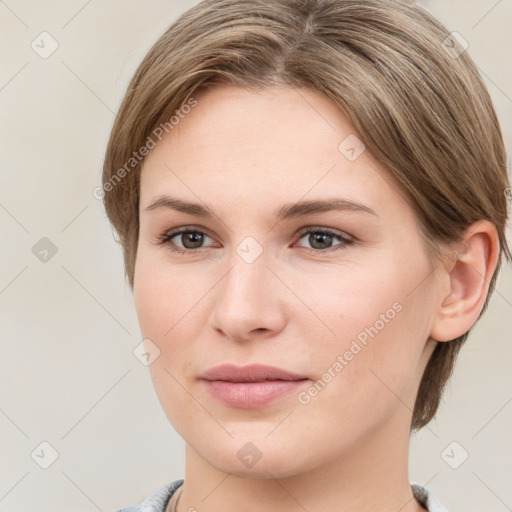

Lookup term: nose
[209,248,288,343]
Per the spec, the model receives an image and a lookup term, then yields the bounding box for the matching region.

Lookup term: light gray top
[113,479,449,511]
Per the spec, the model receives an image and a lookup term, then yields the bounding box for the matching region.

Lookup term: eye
[294,227,354,253]
[155,226,354,255]
[156,226,217,255]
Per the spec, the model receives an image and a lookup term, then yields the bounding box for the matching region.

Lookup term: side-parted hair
[102,0,511,430]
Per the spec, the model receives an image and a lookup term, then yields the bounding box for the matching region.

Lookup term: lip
[201,363,307,382]
[200,364,309,409]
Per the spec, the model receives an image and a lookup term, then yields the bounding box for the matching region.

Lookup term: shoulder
[113,478,184,512]
[411,482,450,512]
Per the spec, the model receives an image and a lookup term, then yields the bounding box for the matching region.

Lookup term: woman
[102,0,511,510]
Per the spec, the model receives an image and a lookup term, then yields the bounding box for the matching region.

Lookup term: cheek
[298,257,431,408]
[133,250,207,391]
[133,248,192,340]
[296,306,423,439]
[133,263,162,340]
[134,256,201,432]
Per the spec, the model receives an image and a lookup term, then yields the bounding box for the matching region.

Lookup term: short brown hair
[101,0,511,430]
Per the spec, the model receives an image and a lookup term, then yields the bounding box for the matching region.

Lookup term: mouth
[200,364,309,408]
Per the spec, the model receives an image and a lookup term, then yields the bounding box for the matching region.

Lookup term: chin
[190,433,319,480]
[209,451,306,480]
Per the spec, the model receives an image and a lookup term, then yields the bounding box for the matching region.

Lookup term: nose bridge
[210,241,285,340]
[220,243,272,311]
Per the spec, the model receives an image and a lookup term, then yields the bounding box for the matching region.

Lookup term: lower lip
[202,379,309,408]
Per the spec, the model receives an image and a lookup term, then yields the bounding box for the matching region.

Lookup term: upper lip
[201,364,307,383]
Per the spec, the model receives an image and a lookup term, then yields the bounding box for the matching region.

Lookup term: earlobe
[429,220,500,343]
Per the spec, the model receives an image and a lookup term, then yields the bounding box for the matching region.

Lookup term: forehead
[146,83,352,162]
[139,84,411,218]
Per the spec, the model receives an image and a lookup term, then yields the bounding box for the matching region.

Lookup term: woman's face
[134,84,439,477]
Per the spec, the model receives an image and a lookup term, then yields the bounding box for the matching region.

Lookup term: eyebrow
[143,195,378,222]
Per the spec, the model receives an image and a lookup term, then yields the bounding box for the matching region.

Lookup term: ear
[429,220,501,342]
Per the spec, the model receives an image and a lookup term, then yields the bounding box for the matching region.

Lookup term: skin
[133,83,500,512]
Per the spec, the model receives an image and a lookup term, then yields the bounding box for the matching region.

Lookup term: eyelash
[155,226,354,256]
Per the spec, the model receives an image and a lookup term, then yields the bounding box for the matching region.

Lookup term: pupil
[310,233,331,249]
[183,232,204,249]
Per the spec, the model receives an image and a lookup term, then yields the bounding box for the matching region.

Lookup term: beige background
[0,1,511,511]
